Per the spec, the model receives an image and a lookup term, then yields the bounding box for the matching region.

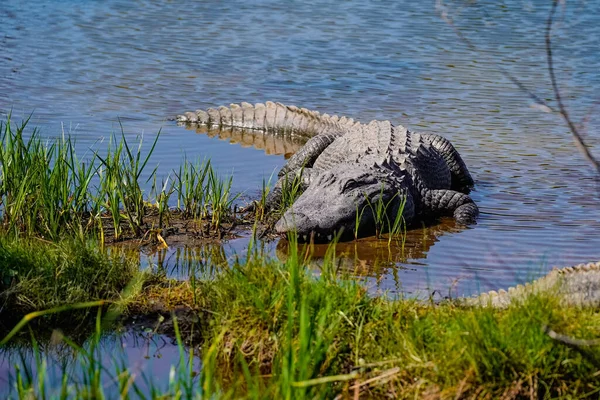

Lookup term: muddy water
[2,0,600,298]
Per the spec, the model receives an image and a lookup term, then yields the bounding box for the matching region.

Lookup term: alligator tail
[176,101,358,137]
[466,261,600,308]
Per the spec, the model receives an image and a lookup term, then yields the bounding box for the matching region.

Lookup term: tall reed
[96,127,160,237]
[0,117,238,241]
[174,157,212,220]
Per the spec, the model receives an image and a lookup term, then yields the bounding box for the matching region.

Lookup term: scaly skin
[465,262,600,308]
[176,102,478,241]
[176,101,360,137]
[272,120,478,240]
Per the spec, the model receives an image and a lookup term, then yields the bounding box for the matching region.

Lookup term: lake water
[2,0,600,394]
[2,0,600,296]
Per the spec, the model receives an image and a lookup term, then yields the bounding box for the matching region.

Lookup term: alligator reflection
[276,220,463,279]
[183,124,307,158]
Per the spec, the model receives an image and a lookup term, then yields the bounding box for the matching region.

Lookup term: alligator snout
[275,211,308,234]
[275,211,339,242]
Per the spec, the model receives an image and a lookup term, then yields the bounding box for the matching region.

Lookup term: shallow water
[0,329,199,397]
[2,0,600,298]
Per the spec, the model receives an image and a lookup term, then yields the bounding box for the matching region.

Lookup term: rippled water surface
[2,0,600,297]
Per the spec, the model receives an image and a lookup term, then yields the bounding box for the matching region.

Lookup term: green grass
[278,169,305,214]
[95,125,161,238]
[190,241,600,398]
[174,156,213,220]
[0,236,144,315]
[0,116,239,242]
[2,235,599,399]
[0,116,98,240]
[359,186,407,243]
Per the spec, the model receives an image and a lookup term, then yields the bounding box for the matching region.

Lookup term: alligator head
[274,164,414,242]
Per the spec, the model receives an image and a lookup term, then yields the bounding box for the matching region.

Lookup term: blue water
[2,0,600,395]
[1,0,600,308]
[0,329,200,398]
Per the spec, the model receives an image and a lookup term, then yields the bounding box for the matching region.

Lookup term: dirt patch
[99,208,265,249]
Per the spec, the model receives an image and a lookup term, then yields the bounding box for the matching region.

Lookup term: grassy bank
[1,237,599,399]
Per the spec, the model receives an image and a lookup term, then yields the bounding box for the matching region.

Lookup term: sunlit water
[2,0,600,393]
[2,1,600,297]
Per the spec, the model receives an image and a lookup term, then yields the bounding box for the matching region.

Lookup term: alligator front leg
[421,189,479,224]
[420,133,474,192]
[278,132,343,177]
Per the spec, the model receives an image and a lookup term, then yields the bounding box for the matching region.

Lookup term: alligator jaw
[274,211,348,243]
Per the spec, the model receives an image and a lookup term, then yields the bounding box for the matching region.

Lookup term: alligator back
[312,121,452,192]
[405,131,453,191]
[312,120,392,170]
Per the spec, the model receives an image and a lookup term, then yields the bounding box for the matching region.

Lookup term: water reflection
[0,329,200,398]
[183,124,306,158]
[108,242,233,280]
[276,220,461,276]
[154,244,230,278]
[116,219,478,296]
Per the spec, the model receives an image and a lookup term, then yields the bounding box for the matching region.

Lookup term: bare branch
[545,0,600,174]
[435,0,555,113]
[438,0,600,175]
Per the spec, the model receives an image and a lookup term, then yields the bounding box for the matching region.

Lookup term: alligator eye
[342,179,360,192]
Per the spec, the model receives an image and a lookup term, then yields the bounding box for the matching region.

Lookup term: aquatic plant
[0,116,98,240]
[150,174,175,229]
[174,157,212,220]
[205,166,238,233]
[96,126,160,238]
[0,117,239,243]
[279,169,305,213]
[360,185,407,242]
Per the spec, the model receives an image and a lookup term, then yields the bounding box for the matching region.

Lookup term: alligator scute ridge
[176,101,360,137]
[465,261,600,308]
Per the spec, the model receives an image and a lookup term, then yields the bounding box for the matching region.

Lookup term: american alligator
[465,262,600,308]
[177,102,478,241]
